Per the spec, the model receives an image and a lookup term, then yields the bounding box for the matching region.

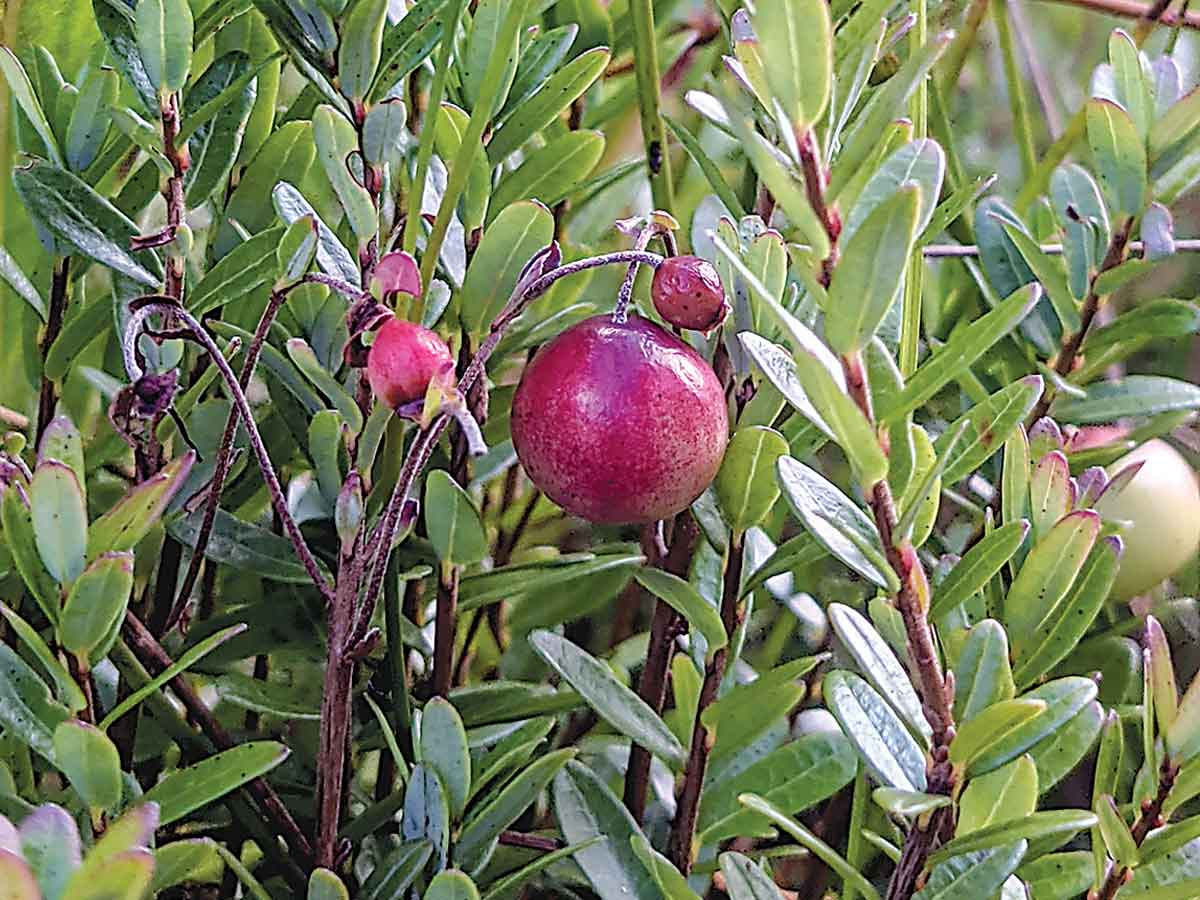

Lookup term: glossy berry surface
[367,317,454,409]
[1097,439,1200,599]
[511,315,729,524]
[651,255,728,332]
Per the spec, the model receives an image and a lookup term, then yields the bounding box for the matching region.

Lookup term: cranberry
[511,315,728,524]
[651,255,728,332]
[367,317,454,409]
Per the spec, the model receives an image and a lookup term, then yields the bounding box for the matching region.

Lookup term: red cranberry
[511,315,729,524]
[367,317,454,409]
[651,255,728,332]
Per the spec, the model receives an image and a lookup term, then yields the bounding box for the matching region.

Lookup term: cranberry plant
[1,0,1200,898]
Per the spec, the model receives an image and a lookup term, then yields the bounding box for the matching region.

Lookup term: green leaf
[698,731,857,844]
[273,182,360,286]
[845,139,945,246]
[931,522,1029,620]
[1096,794,1140,867]
[880,286,1039,423]
[953,620,1017,723]
[915,841,1028,900]
[1050,164,1108,300]
[425,871,480,900]
[529,631,683,766]
[719,852,787,900]
[740,531,827,598]
[487,47,610,164]
[1017,851,1095,900]
[480,839,600,900]
[37,417,83,486]
[873,788,953,817]
[966,677,1099,777]
[737,128,830,258]
[307,869,349,900]
[62,849,154,900]
[704,657,823,760]
[1086,99,1147,216]
[432,102,491,232]
[285,337,364,434]
[552,760,659,900]
[826,184,921,355]
[215,122,314,258]
[499,24,579,122]
[823,669,926,792]
[957,756,1038,835]
[714,426,789,534]
[30,460,87,587]
[929,810,1096,866]
[184,52,257,206]
[169,508,330,584]
[13,158,161,287]
[737,794,882,900]
[664,115,747,219]
[0,604,85,713]
[59,552,133,657]
[361,99,408,170]
[631,834,700,900]
[0,644,70,761]
[188,225,284,315]
[462,0,520,116]
[359,840,432,900]
[1108,29,1154,137]
[88,452,194,558]
[752,0,832,131]
[278,216,319,284]
[1082,298,1200,360]
[313,105,377,243]
[370,0,450,100]
[214,673,320,720]
[66,66,118,173]
[425,470,488,567]
[1140,815,1200,866]
[1013,537,1121,689]
[142,742,289,827]
[936,376,1044,484]
[1052,376,1200,424]
[53,720,122,810]
[1005,510,1101,656]
[1,487,61,624]
[136,0,194,93]
[460,201,554,334]
[950,699,1047,772]
[460,552,644,611]
[490,130,606,217]
[337,0,388,103]
[0,47,62,166]
[829,603,931,745]
[1028,700,1103,794]
[739,332,835,442]
[93,0,157,114]
[1124,879,1200,900]
[0,245,45,320]
[776,457,897,592]
[632,567,727,657]
[420,697,471,820]
[1000,226,1080,334]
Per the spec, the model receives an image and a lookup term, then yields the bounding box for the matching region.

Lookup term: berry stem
[613,220,672,323]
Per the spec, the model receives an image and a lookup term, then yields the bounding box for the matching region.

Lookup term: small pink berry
[367,318,454,409]
[651,255,728,332]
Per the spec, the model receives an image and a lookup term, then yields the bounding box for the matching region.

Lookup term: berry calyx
[650,255,728,332]
[511,314,729,524]
[367,317,454,409]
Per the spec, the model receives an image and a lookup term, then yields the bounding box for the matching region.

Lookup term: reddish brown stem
[1095,756,1179,900]
[36,257,70,444]
[669,531,744,873]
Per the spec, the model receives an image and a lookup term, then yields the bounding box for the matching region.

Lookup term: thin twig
[126,302,335,605]
[121,611,313,867]
[669,532,744,873]
[921,238,1200,257]
[36,257,70,443]
[1037,0,1200,28]
[1096,755,1179,899]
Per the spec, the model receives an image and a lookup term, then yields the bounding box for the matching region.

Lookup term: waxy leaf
[954,620,1017,723]
[715,426,789,534]
[633,567,727,657]
[59,552,133,657]
[30,461,87,586]
[142,742,289,826]
[1028,699,1103,793]
[752,0,832,131]
[490,131,606,217]
[1087,99,1147,216]
[337,0,388,103]
[460,201,554,334]
[915,841,1028,900]
[719,852,787,900]
[420,698,471,821]
[136,0,193,92]
[553,760,659,900]
[824,670,926,791]
[829,603,931,745]
[1,487,61,624]
[426,471,488,567]
[529,631,684,766]
[936,376,1044,484]
[0,47,62,165]
[19,803,82,900]
[958,756,1038,835]
[313,105,377,243]
[88,452,194,558]
[950,699,1047,772]
[929,810,1096,866]
[1052,376,1200,423]
[53,721,122,811]
[359,841,432,900]
[967,677,1098,776]
[930,522,1029,620]
[777,457,897,592]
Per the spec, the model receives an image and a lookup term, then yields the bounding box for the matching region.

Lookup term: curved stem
[167,287,295,631]
[613,223,669,323]
[129,302,335,605]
